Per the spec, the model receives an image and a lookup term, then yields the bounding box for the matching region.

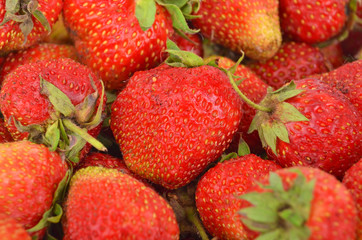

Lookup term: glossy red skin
[0,214,31,240]
[0,58,106,159]
[0,43,78,84]
[196,155,281,240]
[0,0,62,53]
[218,57,269,154]
[63,0,174,90]
[0,118,13,143]
[0,141,68,237]
[192,0,281,60]
[267,78,362,179]
[170,33,204,57]
[111,64,243,189]
[279,0,348,44]
[63,167,179,240]
[241,167,358,240]
[311,60,362,114]
[343,158,362,239]
[248,42,329,89]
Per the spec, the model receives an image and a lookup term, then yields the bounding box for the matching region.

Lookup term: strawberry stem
[184,206,209,240]
[226,71,272,113]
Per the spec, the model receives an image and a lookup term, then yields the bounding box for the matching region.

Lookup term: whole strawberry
[310,60,362,114]
[63,166,179,239]
[0,214,31,240]
[0,58,107,163]
[63,0,174,90]
[0,141,68,238]
[0,0,62,53]
[192,0,281,60]
[248,42,329,89]
[196,154,281,240]
[279,0,349,44]
[218,57,269,153]
[0,43,78,84]
[250,79,362,179]
[239,167,358,240]
[343,158,362,239]
[111,64,243,189]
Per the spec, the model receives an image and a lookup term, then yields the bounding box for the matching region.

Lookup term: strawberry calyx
[0,0,51,44]
[239,169,315,240]
[27,167,72,236]
[248,82,309,154]
[220,137,251,163]
[135,0,199,34]
[11,75,106,163]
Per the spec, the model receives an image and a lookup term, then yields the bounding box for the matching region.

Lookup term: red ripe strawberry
[195,154,281,240]
[63,166,179,239]
[239,167,357,239]
[279,0,349,44]
[63,0,174,90]
[218,57,269,153]
[311,60,362,114]
[0,0,62,53]
[170,33,204,57]
[0,214,31,240]
[0,43,78,84]
[0,118,13,143]
[0,141,68,238]
[343,158,362,239]
[111,64,243,189]
[251,78,362,179]
[248,42,329,89]
[192,0,281,60]
[0,58,107,162]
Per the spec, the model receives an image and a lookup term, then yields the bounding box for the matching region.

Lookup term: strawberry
[279,0,349,44]
[62,166,179,239]
[0,214,31,240]
[62,0,176,90]
[192,0,282,60]
[0,58,107,163]
[111,64,243,189]
[217,57,269,153]
[310,60,362,113]
[250,78,362,179]
[0,43,78,84]
[0,141,68,238]
[0,118,13,143]
[248,42,329,89]
[319,42,345,69]
[195,154,281,240]
[77,152,150,185]
[0,0,62,53]
[239,167,358,239]
[170,32,204,57]
[343,158,362,239]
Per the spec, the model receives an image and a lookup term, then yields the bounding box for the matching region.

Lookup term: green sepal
[165,39,204,67]
[219,152,238,163]
[44,120,60,152]
[239,192,280,209]
[135,0,156,31]
[40,76,76,117]
[65,135,87,163]
[75,76,99,124]
[240,206,279,224]
[10,116,45,141]
[46,233,57,240]
[156,0,199,34]
[237,137,250,156]
[278,102,309,123]
[82,80,105,127]
[58,119,69,146]
[27,170,71,233]
[31,9,51,32]
[255,229,282,240]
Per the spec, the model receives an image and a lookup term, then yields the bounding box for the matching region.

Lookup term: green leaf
[219,152,238,163]
[47,204,63,223]
[82,79,105,127]
[261,123,277,154]
[256,229,282,240]
[5,0,20,13]
[65,135,87,163]
[46,233,57,240]
[44,120,60,152]
[58,119,69,146]
[237,137,250,156]
[135,0,156,31]
[167,38,181,50]
[40,77,76,117]
[239,192,280,209]
[32,9,51,32]
[166,49,204,67]
[271,122,289,144]
[279,208,304,227]
[240,206,279,224]
[158,2,199,34]
[19,18,33,45]
[268,172,285,192]
[278,102,309,123]
[157,0,189,8]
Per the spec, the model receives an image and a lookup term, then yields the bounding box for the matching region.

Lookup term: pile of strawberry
[0,0,361,239]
